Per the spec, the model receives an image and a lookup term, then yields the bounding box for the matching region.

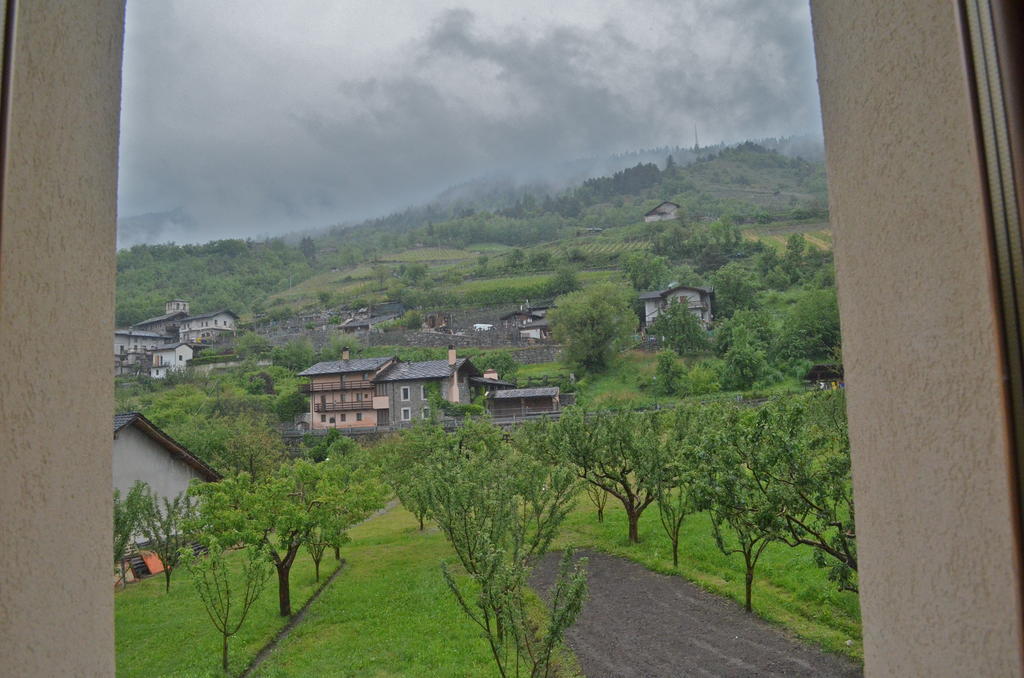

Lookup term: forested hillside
[116,142,828,325]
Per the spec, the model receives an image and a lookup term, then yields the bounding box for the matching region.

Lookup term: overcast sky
[117,0,822,246]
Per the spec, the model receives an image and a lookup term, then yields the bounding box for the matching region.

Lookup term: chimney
[342,347,350,361]
[447,345,460,403]
[483,369,498,380]
[448,345,457,366]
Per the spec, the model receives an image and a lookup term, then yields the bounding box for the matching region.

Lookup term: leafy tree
[274,389,308,423]
[652,350,685,396]
[749,394,858,591]
[649,303,709,355]
[584,485,609,523]
[713,309,774,357]
[710,263,759,319]
[546,266,581,297]
[774,288,841,361]
[138,488,195,592]
[623,252,671,291]
[697,405,782,612]
[234,331,272,359]
[113,481,149,588]
[399,309,423,330]
[472,350,520,384]
[549,283,636,372]
[421,419,587,678]
[721,327,769,391]
[649,406,703,568]
[182,540,270,673]
[215,415,287,480]
[271,338,315,372]
[552,409,663,543]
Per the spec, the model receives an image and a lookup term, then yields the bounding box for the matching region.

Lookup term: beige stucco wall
[811,2,1023,675]
[0,2,125,675]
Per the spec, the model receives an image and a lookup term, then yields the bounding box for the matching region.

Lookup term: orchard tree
[750,394,858,592]
[216,415,287,480]
[697,404,782,612]
[651,406,702,568]
[183,540,270,673]
[549,282,636,372]
[137,488,195,592]
[552,408,664,543]
[422,419,586,678]
[113,481,149,588]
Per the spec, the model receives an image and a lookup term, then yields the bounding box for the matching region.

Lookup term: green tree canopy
[549,282,636,372]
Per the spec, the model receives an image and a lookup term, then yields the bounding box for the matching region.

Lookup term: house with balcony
[298,347,484,430]
[639,283,714,329]
[177,309,239,343]
[114,329,169,376]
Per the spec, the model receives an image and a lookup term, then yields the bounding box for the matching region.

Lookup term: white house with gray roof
[639,284,714,329]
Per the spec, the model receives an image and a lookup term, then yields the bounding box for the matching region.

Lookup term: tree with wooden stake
[422,418,587,678]
[182,540,270,674]
[552,408,662,544]
[113,481,148,588]
[698,404,782,613]
[137,488,195,592]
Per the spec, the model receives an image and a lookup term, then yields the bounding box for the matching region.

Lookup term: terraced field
[555,240,650,257]
[742,221,833,252]
[378,247,475,262]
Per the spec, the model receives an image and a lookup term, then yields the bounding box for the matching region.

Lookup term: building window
[178,354,183,361]
[401,408,411,421]
[329,417,335,424]
[356,412,363,422]
[422,407,430,419]
[320,415,326,423]
[401,386,410,401]
[340,414,346,422]
[421,384,427,399]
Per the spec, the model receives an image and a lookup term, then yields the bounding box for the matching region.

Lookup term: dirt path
[531,550,861,678]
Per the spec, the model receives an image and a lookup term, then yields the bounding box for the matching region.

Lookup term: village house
[149,343,194,379]
[639,283,714,329]
[114,329,169,376]
[130,299,191,337]
[299,347,484,430]
[643,201,681,222]
[113,412,220,500]
[177,309,238,343]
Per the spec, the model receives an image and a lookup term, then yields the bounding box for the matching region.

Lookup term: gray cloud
[117,1,821,247]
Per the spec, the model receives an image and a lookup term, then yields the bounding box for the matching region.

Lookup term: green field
[741,221,833,252]
[378,247,476,262]
[252,506,579,677]
[115,548,336,677]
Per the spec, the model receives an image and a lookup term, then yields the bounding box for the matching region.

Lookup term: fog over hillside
[118,1,822,248]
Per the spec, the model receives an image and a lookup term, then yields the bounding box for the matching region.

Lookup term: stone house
[130,300,191,337]
[643,201,680,222]
[639,284,714,329]
[114,329,168,376]
[298,347,482,430]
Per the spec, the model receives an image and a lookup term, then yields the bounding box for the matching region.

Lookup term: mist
[117,1,822,248]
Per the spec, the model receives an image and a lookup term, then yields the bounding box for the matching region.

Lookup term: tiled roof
[489,387,560,399]
[375,358,465,382]
[638,284,713,300]
[298,356,394,376]
[131,311,187,327]
[470,376,516,388]
[114,412,139,433]
[182,309,239,322]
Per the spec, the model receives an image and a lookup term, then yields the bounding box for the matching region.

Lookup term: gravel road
[531,549,862,678]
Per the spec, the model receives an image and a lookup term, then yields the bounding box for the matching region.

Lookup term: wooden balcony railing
[314,401,374,412]
[301,379,372,393]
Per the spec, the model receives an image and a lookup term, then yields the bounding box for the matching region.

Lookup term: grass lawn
[252,506,546,678]
[116,548,334,677]
[556,497,863,662]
